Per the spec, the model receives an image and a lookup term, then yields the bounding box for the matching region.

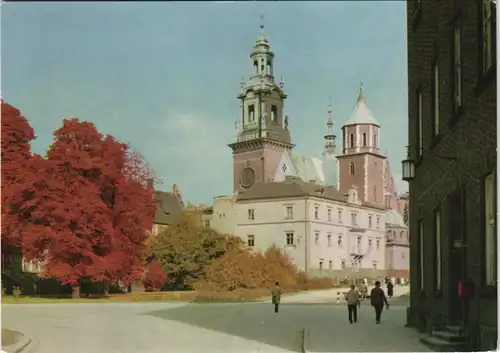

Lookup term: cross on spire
[260,15,265,35]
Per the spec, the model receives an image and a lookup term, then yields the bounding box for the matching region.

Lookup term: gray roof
[343,87,380,127]
[153,191,184,225]
[236,178,346,202]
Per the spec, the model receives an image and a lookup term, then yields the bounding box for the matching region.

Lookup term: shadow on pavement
[146,302,313,352]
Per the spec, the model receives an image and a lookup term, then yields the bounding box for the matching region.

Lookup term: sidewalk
[277,285,409,304]
[303,305,430,352]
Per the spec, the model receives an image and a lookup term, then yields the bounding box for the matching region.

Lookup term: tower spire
[260,15,265,37]
[357,81,364,102]
[324,97,336,155]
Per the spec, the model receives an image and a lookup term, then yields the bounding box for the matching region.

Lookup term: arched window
[349,162,355,175]
[350,133,354,147]
[400,231,404,238]
[362,133,367,146]
[373,133,377,148]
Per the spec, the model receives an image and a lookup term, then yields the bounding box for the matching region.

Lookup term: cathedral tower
[228,21,294,192]
[337,84,386,205]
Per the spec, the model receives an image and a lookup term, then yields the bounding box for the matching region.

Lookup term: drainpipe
[261,157,265,183]
[304,197,309,274]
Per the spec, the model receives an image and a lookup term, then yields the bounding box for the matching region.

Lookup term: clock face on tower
[240,167,256,189]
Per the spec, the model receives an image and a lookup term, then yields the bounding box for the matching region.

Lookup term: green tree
[145,208,232,290]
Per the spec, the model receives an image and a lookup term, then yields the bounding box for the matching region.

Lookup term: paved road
[2,294,425,353]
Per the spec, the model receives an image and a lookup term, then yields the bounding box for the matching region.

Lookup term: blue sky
[2,1,409,205]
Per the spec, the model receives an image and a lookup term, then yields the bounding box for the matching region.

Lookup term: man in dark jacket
[370,281,389,324]
[271,282,283,313]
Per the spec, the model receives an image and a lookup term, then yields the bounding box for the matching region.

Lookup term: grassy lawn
[0,288,288,304]
[1,328,22,346]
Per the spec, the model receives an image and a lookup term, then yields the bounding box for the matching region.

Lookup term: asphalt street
[1,294,426,353]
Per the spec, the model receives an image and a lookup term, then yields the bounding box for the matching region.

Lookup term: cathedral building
[204,23,409,279]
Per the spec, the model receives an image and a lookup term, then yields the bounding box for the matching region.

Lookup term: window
[368,239,373,248]
[418,219,424,290]
[328,260,332,270]
[285,205,294,219]
[453,22,463,111]
[315,232,320,245]
[373,262,377,270]
[373,186,377,202]
[338,236,343,247]
[314,206,319,220]
[362,133,367,146]
[350,133,354,147]
[376,216,380,229]
[327,233,332,246]
[319,261,323,271]
[351,213,357,226]
[253,60,258,74]
[431,60,440,137]
[481,0,496,74]
[357,236,361,249]
[373,134,377,148]
[338,209,343,223]
[327,207,332,221]
[267,61,272,75]
[434,209,442,291]
[416,89,423,158]
[247,235,255,247]
[483,172,497,286]
[341,259,346,269]
[368,215,373,228]
[152,225,159,236]
[248,104,255,122]
[349,163,355,175]
[286,232,295,246]
[400,231,404,239]
[376,238,380,250]
[204,220,210,228]
[271,105,278,122]
[248,209,255,220]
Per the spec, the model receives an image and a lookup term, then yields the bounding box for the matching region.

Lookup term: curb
[2,334,32,353]
[301,327,311,353]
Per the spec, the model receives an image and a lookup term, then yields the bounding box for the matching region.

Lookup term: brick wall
[407,0,496,341]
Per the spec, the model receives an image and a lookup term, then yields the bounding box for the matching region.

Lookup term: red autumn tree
[19,118,157,298]
[143,260,167,291]
[1,101,36,264]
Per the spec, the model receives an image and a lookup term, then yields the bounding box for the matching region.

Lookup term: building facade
[406,0,497,350]
[206,22,410,278]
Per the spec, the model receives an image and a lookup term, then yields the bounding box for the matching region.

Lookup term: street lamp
[401,146,416,182]
[401,145,457,182]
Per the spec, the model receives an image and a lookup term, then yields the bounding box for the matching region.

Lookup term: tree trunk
[127,284,132,293]
[71,285,80,299]
[103,280,110,296]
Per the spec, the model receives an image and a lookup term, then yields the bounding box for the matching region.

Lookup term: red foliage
[143,260,167,291]
[15,118,156,293]
[1,101,36,261]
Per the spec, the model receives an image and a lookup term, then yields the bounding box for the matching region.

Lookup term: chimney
[147,178,154,190]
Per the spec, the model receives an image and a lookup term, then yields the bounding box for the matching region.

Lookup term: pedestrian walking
[345,284,361,324]
[359,281,368,301]
[387,281,394,298]
[370,281,389,324]
[271,281,282,313]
